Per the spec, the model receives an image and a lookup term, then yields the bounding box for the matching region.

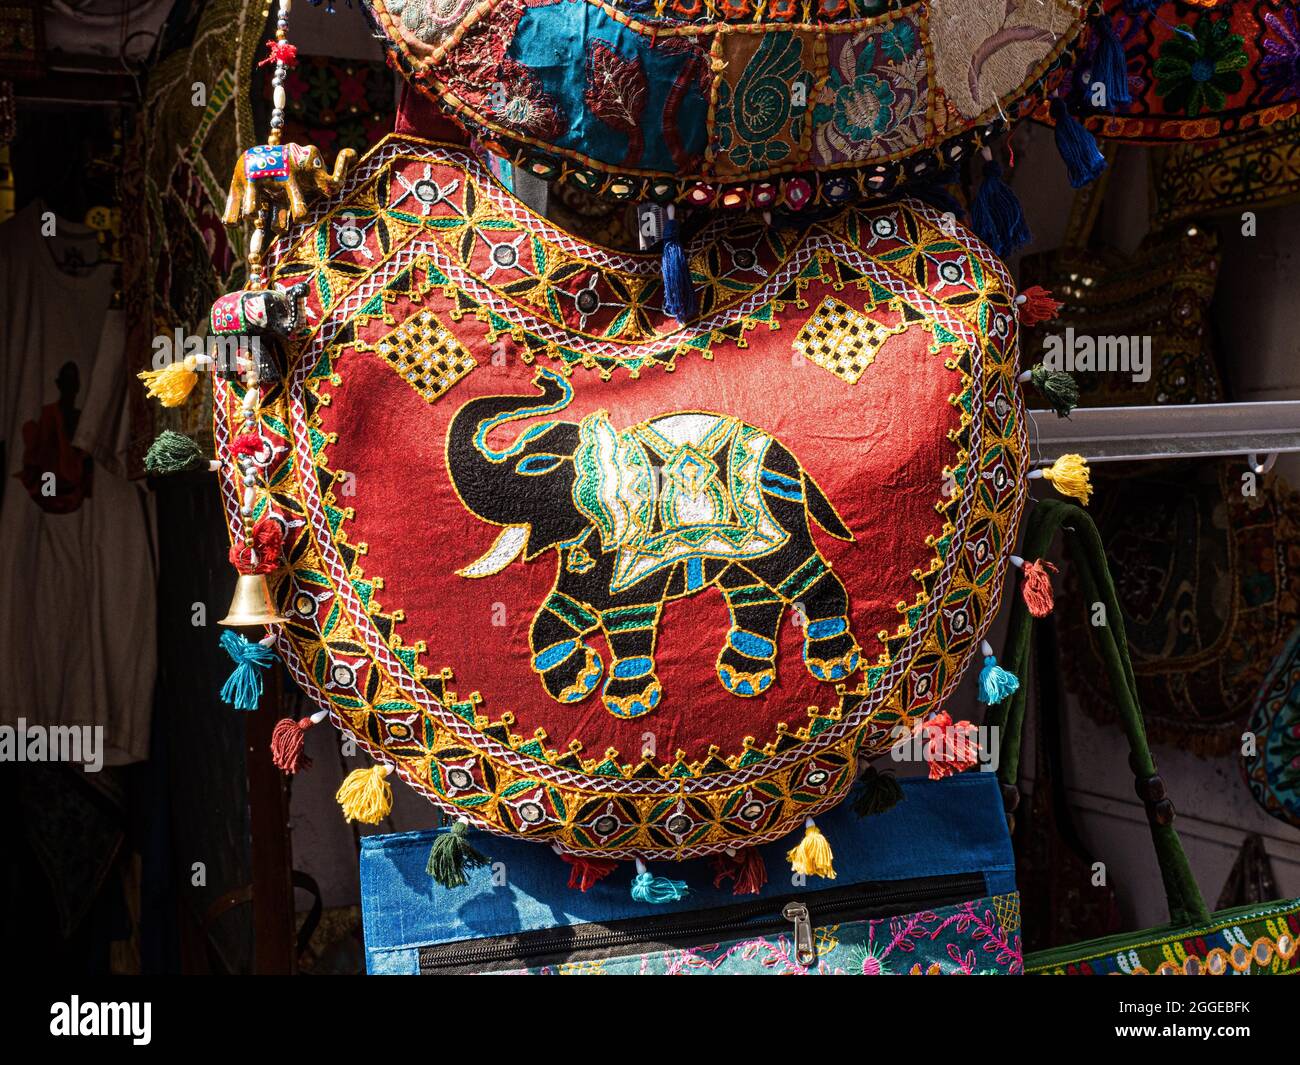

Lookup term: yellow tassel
[1040,452,1092,505]
[336,764,393,824]
[137,356,202,408]
[786,817,836,879]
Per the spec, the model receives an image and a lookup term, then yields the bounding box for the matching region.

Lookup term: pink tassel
[710,847,768,896]
[259,40,298,67]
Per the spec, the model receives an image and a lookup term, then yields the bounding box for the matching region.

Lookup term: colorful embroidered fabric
[258,54,396,157]
[1042,0,1300,143]
[1242,624,1300,829]
[1027,899,1300,975]
[213,133,1027,858]
[365,0,1087,199]
[121,0,264,473]
[498,893,1023,974]
[1059,463,1300,756]
[1153,113,1300,226]
[1019,222,1224,408]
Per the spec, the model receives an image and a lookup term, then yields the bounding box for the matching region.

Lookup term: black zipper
[418,871,986,974]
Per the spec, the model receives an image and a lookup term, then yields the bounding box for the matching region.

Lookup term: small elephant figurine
[210,281,309,338]
[447,368,863,720]
[222,143,356,229]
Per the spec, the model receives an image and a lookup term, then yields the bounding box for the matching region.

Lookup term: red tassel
[1021,559,1058,618]
[259,40,298,67]
[270,715,315,773]
[229,433,267,460]
[1016,285,1063,326]
[711,847,768,896]
[560,853,619,892]
[229,517,284,574]
[919,710,980,780]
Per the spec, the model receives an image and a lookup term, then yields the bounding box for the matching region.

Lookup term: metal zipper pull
[782,901,816,968]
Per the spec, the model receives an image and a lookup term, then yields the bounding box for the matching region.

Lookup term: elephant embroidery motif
[448,369,862,719]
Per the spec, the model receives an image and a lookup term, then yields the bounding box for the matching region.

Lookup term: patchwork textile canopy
[366,0,1089,202]
[213,133,1029,857]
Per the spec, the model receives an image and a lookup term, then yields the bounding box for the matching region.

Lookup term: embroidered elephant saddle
[215,133,1028,858]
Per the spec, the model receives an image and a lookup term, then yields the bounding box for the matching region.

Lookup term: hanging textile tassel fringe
[660,207,696,324]
[710,847,768,896]
[1019,363,1079,418]
[270,708,328,773]
[851,764,904,817]
[1031,452,1093,505]
[977,639,1020,705]
[1013,555,1058,617]
[970,156,1031,258]
[336,763,394,825]
[631,858,689,903]
[1051,98,1107,188]
[138,355,209,408]
[787,817,836,880]
[218,630,276,711]
[556,847,619,892]
[427,819,490,888]
[1093,15,1133,108]
[1015,286,1063,326]
[144,430,206,475]
[919,709,981,779]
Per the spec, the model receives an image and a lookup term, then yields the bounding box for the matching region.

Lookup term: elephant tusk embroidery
[457,525,530,578]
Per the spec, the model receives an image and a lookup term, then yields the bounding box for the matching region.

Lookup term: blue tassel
[219,630,276,711]
[970,159,1031,258]
[977,640,1020,705]
[631,859,688,904]
[1092,17,1132,109]
[1051,99,1107,189]
[660,217,696,324]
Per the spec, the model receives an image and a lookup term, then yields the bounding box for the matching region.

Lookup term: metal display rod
[1029,401,1300,467]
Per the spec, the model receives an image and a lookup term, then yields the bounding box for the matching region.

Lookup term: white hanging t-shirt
[0,201,158,765]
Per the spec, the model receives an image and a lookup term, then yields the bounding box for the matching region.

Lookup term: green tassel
[851,765,904,817]
[426,820,489,889]
[144,430,206,475]
[1029,363,1080,418]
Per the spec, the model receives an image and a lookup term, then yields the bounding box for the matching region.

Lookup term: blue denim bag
[359,772,1020,974]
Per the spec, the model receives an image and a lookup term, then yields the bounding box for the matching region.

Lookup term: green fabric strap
[994,499,1210,928]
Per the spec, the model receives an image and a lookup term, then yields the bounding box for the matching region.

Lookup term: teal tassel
[970,159,1031,258]
[631,859,688,904]
[218,630,276,711]
[977,640,1019,705]
[660,217,696,323]
[1051,99,1106,189]
[1093,16,1132,109]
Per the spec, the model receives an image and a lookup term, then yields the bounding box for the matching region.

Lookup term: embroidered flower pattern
[813,20,927,166]
[501,894,1023,975]
[1153,17,1249,117]
[1260,7,1300,103]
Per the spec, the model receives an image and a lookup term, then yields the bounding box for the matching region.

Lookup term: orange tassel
[1016,285,1063,326]
[1020,558,1058,618]
[270,709,326,773]
[919,710,981,780]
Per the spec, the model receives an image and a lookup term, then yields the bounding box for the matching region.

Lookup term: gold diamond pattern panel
[367,310,477,403]
[795,296,904,385]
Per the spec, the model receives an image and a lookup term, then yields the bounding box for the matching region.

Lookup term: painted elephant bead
[222,142,356,229]
[448,368,863,720]
[210,281,309,339]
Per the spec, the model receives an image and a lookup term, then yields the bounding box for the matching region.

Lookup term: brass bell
[219,573,288,627]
